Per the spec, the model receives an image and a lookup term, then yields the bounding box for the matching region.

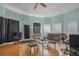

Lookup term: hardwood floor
[0,44,20,56]
[47,46,59,56]
[0,42,41,56]
[0,41,60,56]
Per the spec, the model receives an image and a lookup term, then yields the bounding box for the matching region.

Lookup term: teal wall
[0,5,79,40]
[50,14,64,32]
[23,16,52,39]
[63,8,79,33]
[49,8,79,34]
[0,6,5,17]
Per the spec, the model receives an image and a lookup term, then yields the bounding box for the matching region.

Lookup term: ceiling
[1,3,79,17]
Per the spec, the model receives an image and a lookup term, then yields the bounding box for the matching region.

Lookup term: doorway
[33,23,41,39]
[24,25,30,39]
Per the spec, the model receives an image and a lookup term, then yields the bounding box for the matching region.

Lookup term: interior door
[24,25,30,39]
[4,18,8,43]
[0,17,8,44]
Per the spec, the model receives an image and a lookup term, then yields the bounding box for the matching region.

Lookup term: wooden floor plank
[47,46,59,56]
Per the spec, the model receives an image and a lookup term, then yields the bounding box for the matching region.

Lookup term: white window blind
[44,24,50,33]
[53,23,61,33]
[67,21,77,34]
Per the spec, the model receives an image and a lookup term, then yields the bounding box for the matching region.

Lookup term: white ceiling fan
[33,3,47,9]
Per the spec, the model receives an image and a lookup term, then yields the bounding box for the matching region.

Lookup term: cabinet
[0,17,19,44]
[0,17,4,44]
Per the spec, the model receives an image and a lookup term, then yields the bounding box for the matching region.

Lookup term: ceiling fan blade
[33,3,38,9]
[40,3,47,8]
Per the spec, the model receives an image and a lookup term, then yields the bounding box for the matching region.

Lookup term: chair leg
[27,47,30,55]
[30,47,31,55]
[34,47,36,55]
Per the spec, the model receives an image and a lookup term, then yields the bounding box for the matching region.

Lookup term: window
[44,24,50,33]
[67,21,77,34]
[53,23,61,33]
